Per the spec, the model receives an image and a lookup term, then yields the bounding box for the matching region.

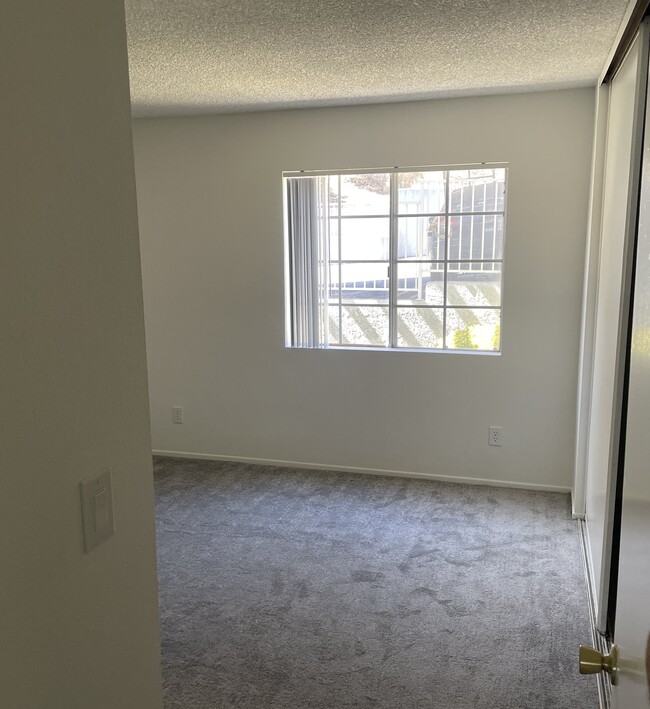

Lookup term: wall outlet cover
[172,406,184,424]
[80,468,115,553]
[489,426,503,446]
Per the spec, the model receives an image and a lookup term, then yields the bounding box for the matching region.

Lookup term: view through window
[285,165,507,352]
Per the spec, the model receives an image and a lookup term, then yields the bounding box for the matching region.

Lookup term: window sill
[286,345,501,356]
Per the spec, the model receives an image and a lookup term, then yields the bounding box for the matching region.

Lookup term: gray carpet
[154,456,599,709]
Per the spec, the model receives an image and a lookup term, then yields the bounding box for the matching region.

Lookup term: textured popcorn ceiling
[125,0,629,117]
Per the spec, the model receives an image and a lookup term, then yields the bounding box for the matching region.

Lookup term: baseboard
[152,449,572,494]
[578,519,610,709]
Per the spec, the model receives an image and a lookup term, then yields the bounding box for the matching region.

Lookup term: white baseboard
[152,449,572,494]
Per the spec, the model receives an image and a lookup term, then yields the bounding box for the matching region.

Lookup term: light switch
[80,468,115,552]
[93,488,109,532]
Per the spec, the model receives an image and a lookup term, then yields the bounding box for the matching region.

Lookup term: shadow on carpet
[154,456,599,709]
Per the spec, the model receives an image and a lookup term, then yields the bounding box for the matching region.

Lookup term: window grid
[326,170,504,350]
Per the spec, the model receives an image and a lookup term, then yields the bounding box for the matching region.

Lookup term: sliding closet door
[584,28,649,632]
[611,49,650,703]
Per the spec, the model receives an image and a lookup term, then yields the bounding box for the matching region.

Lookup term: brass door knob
[579,644,619,685]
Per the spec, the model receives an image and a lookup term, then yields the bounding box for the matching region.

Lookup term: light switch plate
[80,468,115,552]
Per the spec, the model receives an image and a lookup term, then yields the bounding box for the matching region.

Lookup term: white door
[584,27,648,632]
[578,23,650,705]
[611,58,650,706]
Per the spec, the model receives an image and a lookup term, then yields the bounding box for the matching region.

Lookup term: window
[284,165,507,352]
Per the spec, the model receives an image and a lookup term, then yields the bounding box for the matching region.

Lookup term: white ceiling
[125,0,630,118]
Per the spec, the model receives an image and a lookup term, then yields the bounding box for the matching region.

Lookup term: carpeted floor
[154,456,599,709]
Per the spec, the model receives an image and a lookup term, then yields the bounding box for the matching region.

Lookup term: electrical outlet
[489,426,502,446]
[172,406,184,424]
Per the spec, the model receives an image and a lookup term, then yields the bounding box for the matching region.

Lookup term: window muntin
[285,166,506,352]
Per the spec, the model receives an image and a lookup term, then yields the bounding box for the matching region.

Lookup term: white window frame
[283,163,508,353]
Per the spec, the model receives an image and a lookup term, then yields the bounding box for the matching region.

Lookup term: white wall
[1,2,162,707]
[133,89,594,490]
